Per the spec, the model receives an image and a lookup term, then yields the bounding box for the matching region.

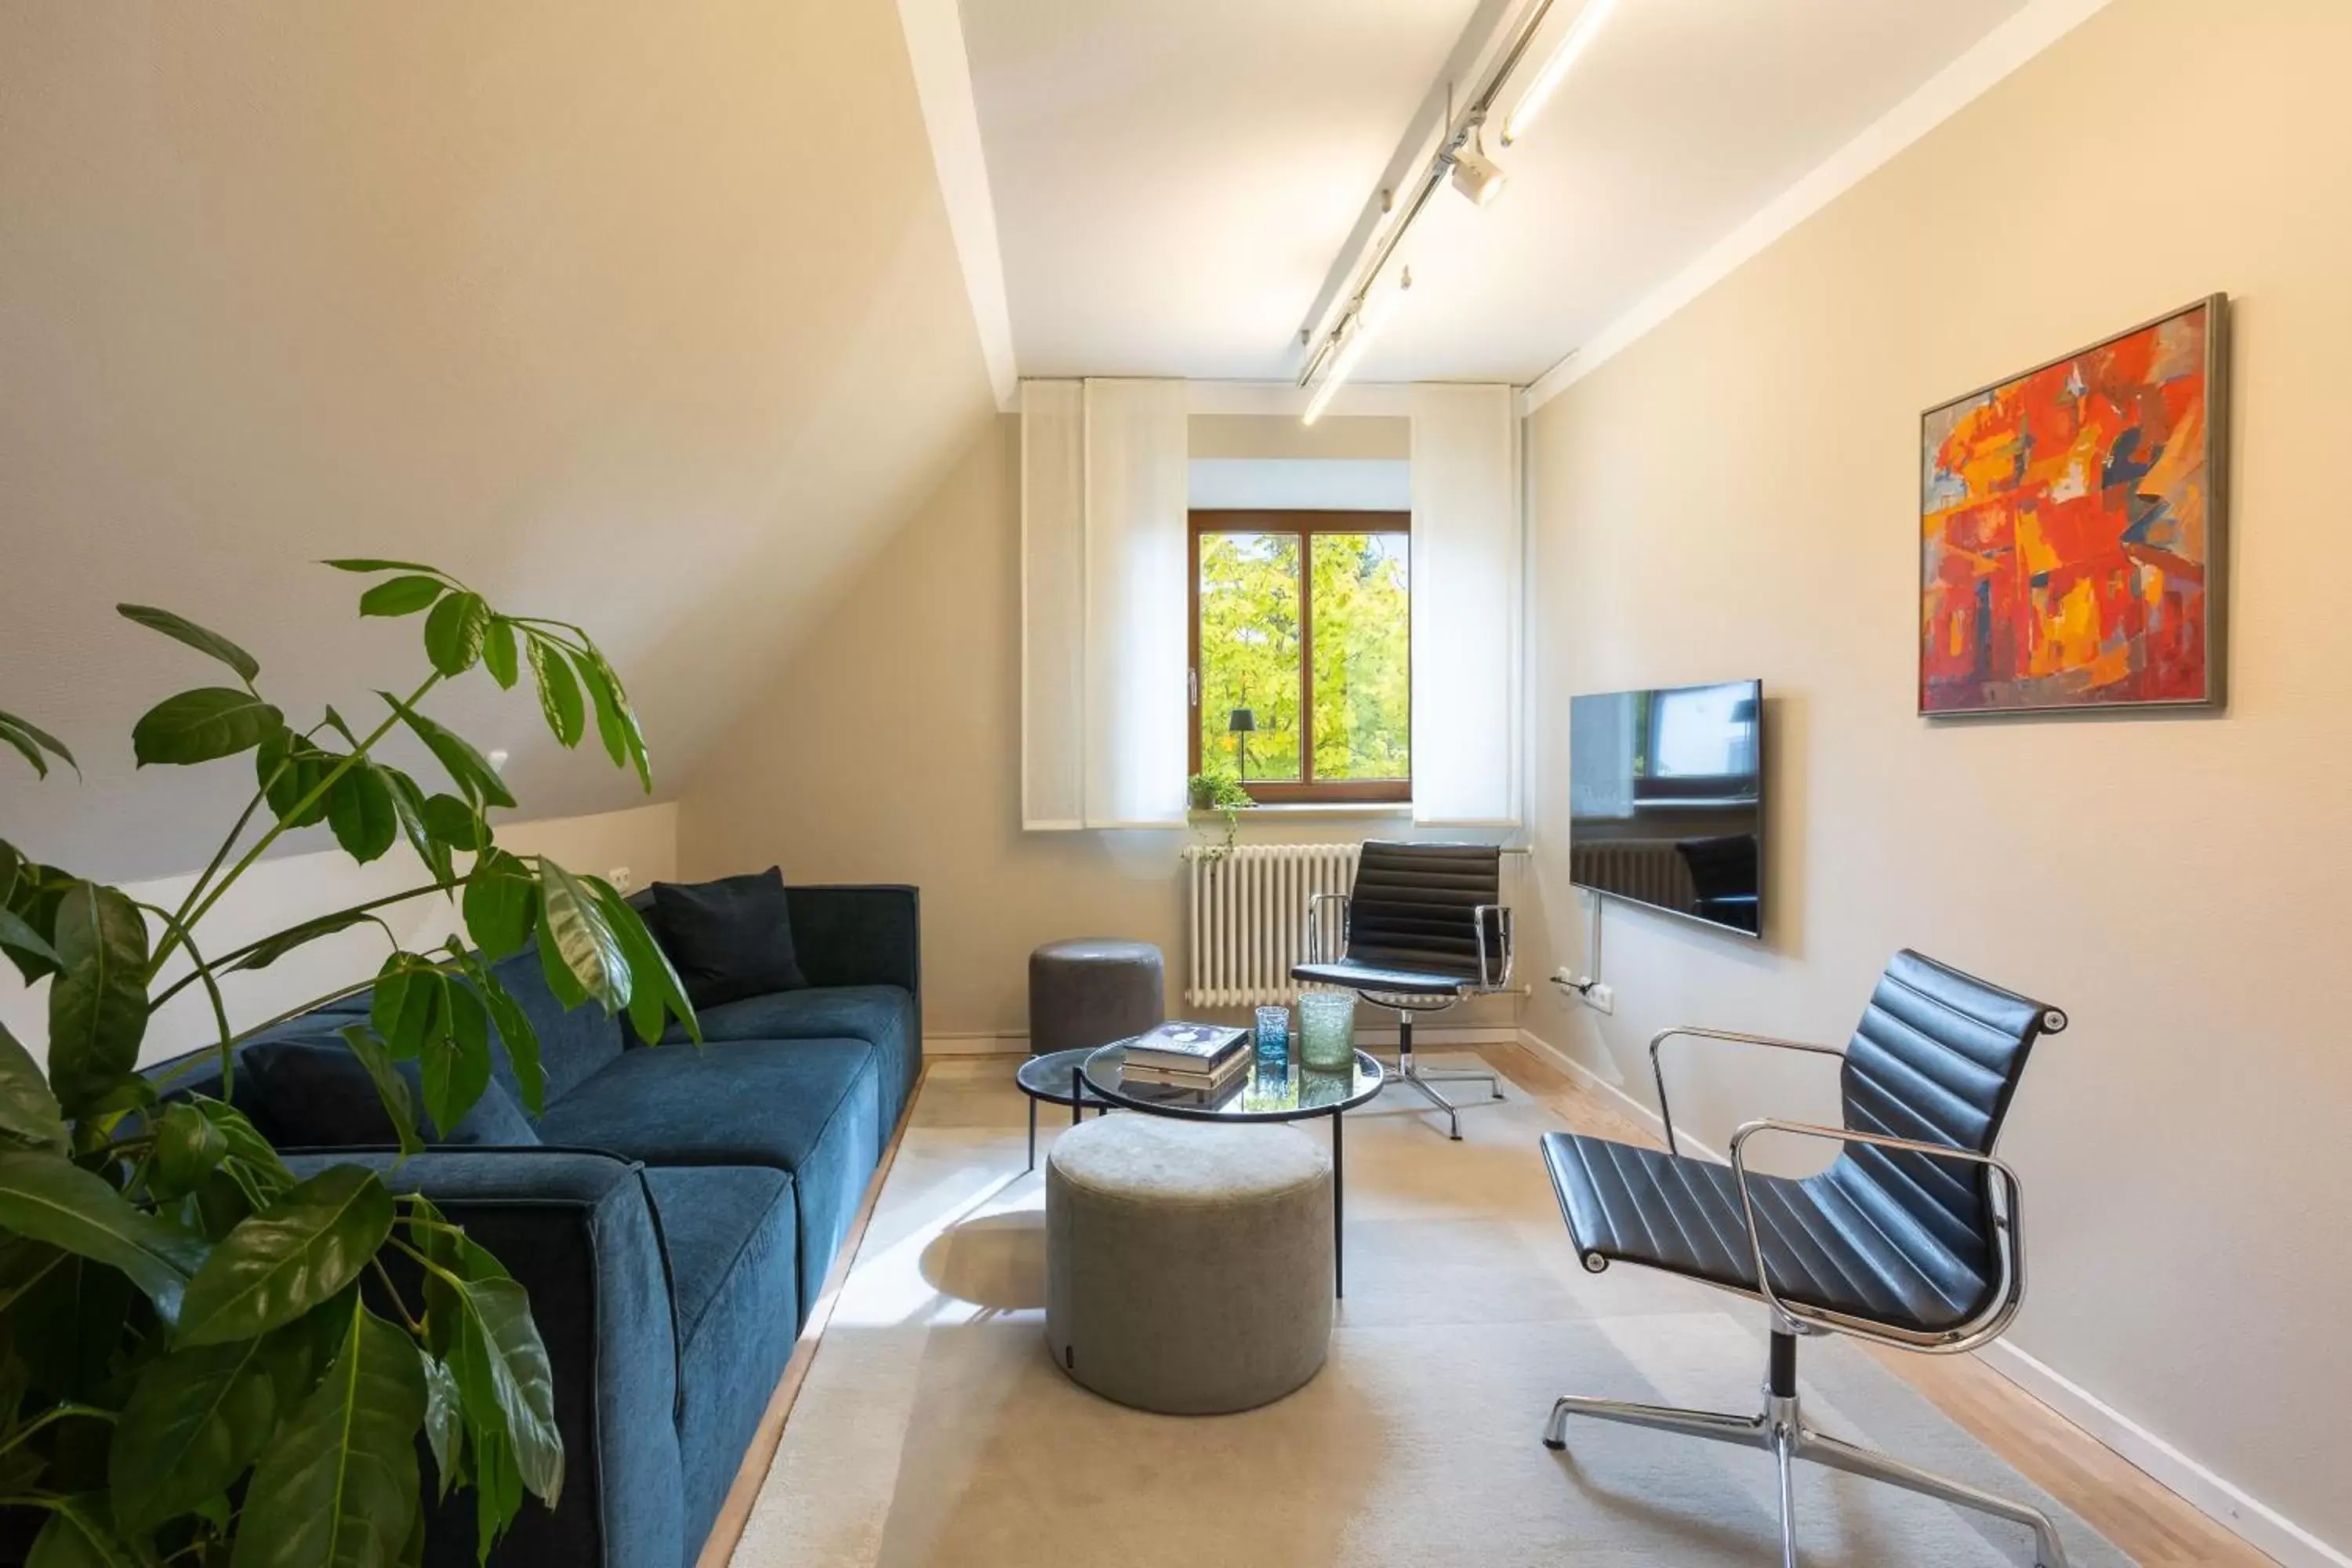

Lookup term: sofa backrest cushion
[489,942,626,1107]
[245,1035,542,1148]
[647,868,807,1007]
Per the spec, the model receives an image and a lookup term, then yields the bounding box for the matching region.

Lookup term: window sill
[1190,803,1412,822]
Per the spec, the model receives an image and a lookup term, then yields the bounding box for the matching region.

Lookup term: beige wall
[1519,0,2352,1552]
[679,416,1515,1040]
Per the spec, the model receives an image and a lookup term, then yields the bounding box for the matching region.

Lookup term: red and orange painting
[1920,297,2223,715]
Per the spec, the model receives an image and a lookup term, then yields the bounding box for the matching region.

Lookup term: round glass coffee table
[1014,1047,1118,1174]
[1081,1043,1384,1296]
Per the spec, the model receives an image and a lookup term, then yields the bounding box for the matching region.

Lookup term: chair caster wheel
[1541,1438,1566,1451]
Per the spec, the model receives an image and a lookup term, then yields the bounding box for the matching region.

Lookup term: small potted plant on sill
[1185,769,1254,861]
[0,560,697,1566]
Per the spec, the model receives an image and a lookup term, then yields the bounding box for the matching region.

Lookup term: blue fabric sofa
[158,881,920,1568]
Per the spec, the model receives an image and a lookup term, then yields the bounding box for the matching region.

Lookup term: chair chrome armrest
[1726,1118,2026,1354]
[1646,1027,1846,1157]
[1304,891,1351,966]
[1472,904,1515,990]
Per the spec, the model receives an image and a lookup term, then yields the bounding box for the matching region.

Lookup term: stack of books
[1119,1022,1250,1095]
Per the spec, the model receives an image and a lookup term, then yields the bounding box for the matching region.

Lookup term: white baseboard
[1979,1341,2349,1568]
[1514,1024,2346,1566]
[926,1022,1519,1058]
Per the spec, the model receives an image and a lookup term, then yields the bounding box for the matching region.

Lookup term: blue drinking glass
[1254,1005,1290,1066]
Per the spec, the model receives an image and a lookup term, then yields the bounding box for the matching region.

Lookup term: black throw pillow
[648,867,806,1007]
[244,1036,541,1149]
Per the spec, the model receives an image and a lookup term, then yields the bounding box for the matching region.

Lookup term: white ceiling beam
[894,0,1019,409]
[1519,0,2119,418]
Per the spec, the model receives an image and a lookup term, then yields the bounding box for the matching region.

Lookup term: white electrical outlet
[608,866,633,893]
[1585,982,1616,1014]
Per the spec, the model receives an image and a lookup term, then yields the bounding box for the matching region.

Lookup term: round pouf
[1028,938,1164,1058]
[1045,1115,1334,1414]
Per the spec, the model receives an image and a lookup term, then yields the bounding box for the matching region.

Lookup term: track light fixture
[1303,268,1414,426]
[1447,125,1507,208]
[1502,0,1621,146]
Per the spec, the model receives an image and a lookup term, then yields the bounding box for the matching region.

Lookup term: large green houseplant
[0,561,699,1566]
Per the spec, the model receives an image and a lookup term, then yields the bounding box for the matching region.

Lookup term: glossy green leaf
[378,691,516,810]
[370,957,441,1062]
[2,857,71,985]
[462,848,537,960]
[463,956,544,1116]
[25,1496,144,1568]
[419,981,492,1136]
[116,603,261,682]
[108,1332,279,1532]
[572,651,630,771]
[258,731,336,829]
[154,1101,230,1194]
[0,707,78,779]
[596,880,697,1047]
[422,1233,562,1512]
[0,1150,206,1320]
[132,688,285,768]
[231,1302,426,1568]
[336,1025,422,1161]
[588,652,653,792]
[423,591,490,677]
[228,909,378,974]
[47,881,149,1116]
[420,1348,463,1498]
[178,1165,394,1347]
[481,617,520,690]
[321,557,441,575]
[0,1020,67,1152]
[525,637,584,748]
[0,902,62,970]
[421,793,488,851]
[379,766,455,891]
[536,858,628,1014]
[194,1097,296,1196]
[325,762,398,864]
[357,575,446,618]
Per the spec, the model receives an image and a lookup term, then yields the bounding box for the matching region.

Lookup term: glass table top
[1081,1041,1384,1123]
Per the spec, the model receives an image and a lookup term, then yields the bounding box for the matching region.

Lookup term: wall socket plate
[608,866,633,893]
[1584,982,1616,1015]
[1550,968,1617,1014]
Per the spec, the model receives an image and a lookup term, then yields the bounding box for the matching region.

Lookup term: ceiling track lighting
[1303,268,1413,426]
[1292,0,1621,415]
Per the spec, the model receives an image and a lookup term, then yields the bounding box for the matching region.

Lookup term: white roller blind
[1020,381,1085,828]
[1410,383,1522,827]
[1019,378,1189,829]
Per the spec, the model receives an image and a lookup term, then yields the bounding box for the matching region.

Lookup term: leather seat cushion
[1541,1131,1994,1333]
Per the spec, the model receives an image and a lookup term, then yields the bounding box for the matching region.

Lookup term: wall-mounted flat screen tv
[1568,680,1763,937]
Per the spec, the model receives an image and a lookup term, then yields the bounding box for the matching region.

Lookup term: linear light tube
[1302,272,1412,426]
[1501,0,1619,147]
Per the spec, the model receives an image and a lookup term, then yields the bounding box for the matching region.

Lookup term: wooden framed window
[1189,509,1410,804]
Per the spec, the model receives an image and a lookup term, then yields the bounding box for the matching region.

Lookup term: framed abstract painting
[1919,295,2227,717]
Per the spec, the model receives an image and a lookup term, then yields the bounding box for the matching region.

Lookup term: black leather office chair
[1540,949,2071,1567]
[1291,840,1514,1140]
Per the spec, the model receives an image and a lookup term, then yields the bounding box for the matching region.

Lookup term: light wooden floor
[702,1044,2276,1568]
[1476,1038,2277,1568]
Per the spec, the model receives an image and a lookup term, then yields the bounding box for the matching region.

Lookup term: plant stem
[157,760,288,977]
[370,1256,423,1335]
[0,1405,117,1459]
[148,876,469,1012]
[149,670,445,976]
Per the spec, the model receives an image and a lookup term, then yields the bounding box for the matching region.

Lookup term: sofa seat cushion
[662,985,915,1144]
[642,1167,800,1558]
[534,1039,883,1320]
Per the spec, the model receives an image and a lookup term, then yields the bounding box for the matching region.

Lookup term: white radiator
[1182,844,1360,1008]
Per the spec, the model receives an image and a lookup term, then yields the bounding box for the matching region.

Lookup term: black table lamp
[1228,708,1256,782]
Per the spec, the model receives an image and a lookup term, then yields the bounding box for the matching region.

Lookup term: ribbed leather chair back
[1345,842,1503,980]
[1823,949,2065,1303]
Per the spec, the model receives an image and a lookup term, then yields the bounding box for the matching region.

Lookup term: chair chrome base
[1541,1330,2067,1568]
[1380,1007,1504,1140]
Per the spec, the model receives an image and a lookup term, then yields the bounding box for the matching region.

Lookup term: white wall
[1518,1,2352,1558]
[2,802,676,1067]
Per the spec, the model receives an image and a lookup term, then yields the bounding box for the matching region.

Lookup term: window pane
[1198,532,1302,781]
[1310,532,1410,781]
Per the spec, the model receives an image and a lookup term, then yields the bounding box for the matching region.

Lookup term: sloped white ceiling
[1,2,996,880]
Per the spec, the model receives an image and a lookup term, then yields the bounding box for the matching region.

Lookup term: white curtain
[1020,378,1189,829]
[1410,383,1522,827]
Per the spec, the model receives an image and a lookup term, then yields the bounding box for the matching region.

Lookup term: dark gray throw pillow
[647,867,806,1007]
[245,1036,541,1149]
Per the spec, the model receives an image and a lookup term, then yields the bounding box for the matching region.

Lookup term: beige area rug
[730,1057,2129,1567]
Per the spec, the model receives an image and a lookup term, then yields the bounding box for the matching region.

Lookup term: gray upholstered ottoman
[1045,1115,1334,1414]
[1028,938,1163,1057]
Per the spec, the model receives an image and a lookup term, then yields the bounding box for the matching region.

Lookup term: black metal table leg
[1332,1107,1345,1298]
[1071,1067,1083,1125]
[1027,1100,1037,1173]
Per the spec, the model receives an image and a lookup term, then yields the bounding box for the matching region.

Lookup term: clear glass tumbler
[1297,991,1356,1073]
